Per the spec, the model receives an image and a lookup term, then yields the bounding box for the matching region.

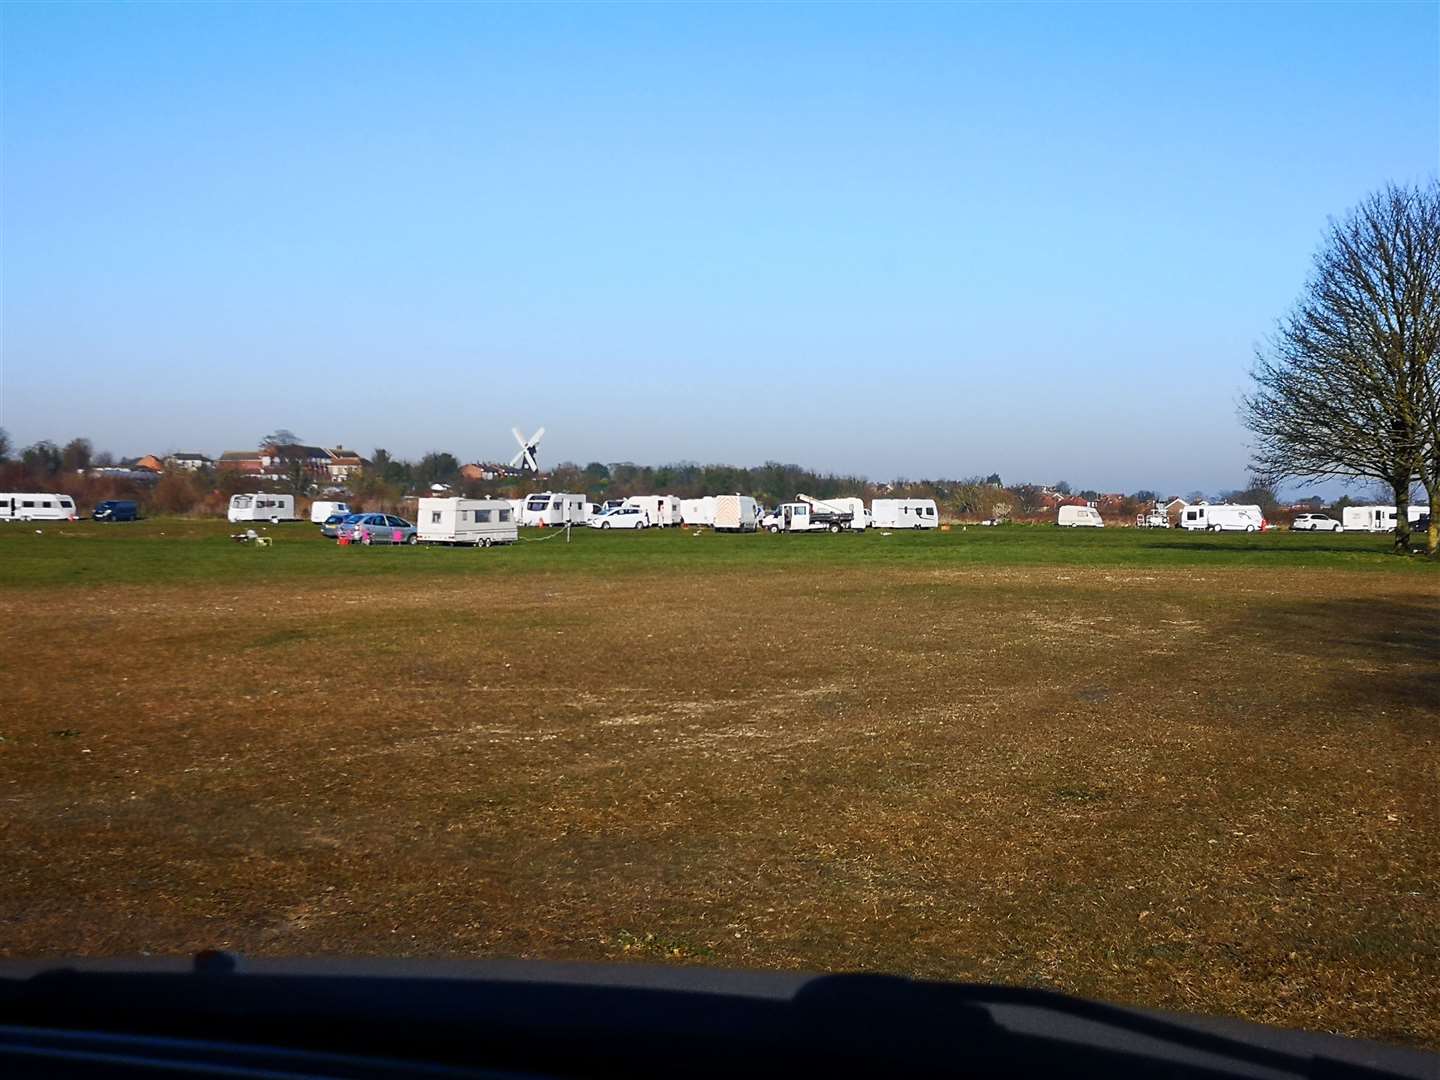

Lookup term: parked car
[1292,513,1343,532]
[92,500,139,522]
[588,505,649,529]
[339,512,418,545]
[319,512,354,538]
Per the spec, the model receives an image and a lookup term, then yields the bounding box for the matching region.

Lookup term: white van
[521,492,587,527]
[624,495,681,527]
[713,494,758,532]
[0,492,78,522]
[871,499,939,529]
[1178,504,1265,532]
[1057,505,1104,528]
[228,493,299,523]
[416,498,517,547]
[1340,505,1427,533]
[310,500,351,524]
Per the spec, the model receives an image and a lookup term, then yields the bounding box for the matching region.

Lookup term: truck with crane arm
[761,494,856,534]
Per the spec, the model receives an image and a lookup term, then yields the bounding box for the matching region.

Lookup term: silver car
[340,512,418,545]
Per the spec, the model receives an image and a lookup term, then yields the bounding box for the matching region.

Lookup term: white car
[1293,513,1343,532]
[588,505,650,530]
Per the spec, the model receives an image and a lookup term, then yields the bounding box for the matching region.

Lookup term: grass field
[1,520,1437,1046]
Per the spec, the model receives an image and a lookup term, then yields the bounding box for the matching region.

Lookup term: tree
[260,429,301,449]
[21,440,61,476]
[1243,181,1440,554]
[1054,480,1072,495]
[61,437,93,473]
[283,459,311,496]
[984,473,1002,487]
[0,428,10,463]
[414,451,460,488]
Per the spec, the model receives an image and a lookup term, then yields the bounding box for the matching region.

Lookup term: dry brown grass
[1,563,1437,1046]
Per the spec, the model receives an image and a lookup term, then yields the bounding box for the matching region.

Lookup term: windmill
[510,426,545,474]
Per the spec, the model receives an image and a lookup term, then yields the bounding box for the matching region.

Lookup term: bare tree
[260,429,302,449]
[1243,181,1440,554]
[0,428,10,463]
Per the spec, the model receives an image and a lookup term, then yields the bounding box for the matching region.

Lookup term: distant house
[259,443,331,481]
[166,452,212,472]
[1164,497,1190,514]
[134,454,166,474]
[218,450,265,475]
[459,462,523,482]
[325,447,369,482]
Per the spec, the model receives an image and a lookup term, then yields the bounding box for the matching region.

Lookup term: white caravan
[0,492,77,522]
[522,492,587,526]
[1340,505,1427,533]
[713,494,759,532]
[680,496,717,527]
[310,500,351,523]
[1178,504,1265,532]
[416,498,517,547]
[871,498,939,529]
[1057,505,1104,528]
[625,495,681,527]
[228,493,299,523]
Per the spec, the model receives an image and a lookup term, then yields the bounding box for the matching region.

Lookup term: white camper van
[228,493,299,523]
[521,492,587,527]
[1057,505,1104,528]
[1178,504,1265,532]
[625,495,682,527]
[1340,505,1427,533]
[680,497,717,527]
[0,492,78,522]
[310,500,351,524]
[416,498,517,547]
[713,494,758,532]
[871,499,939,529]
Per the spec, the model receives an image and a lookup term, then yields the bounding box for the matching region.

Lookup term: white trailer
[713,494,758,532]
[521,492,587,526]
[680,496,717,527]
[1340,505,1427,533]
[416,497,517,547]
[1177,503,1265,532]
[228,493,299,523]
[625,495,682,527]
[1058,505,1104,528]
[0,492,78,522]
[871,498,939,529]
[310,500,351,523]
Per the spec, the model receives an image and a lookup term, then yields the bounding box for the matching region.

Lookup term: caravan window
[431,512,442,524]
[60,498,74,509]
[22,500,35,508]
[499,508,511,522]
[527,497,549,510]
[924,506,935,517]
[476,509,492,522]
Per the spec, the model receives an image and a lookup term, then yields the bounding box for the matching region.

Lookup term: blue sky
[2,2,1436,494]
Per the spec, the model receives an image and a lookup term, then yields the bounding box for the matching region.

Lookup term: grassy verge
[0,517,1434,589]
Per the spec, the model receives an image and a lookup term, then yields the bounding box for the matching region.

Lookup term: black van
[93,500,139,522]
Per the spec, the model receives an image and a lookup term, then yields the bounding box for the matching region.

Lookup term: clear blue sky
[2,2,1436,494]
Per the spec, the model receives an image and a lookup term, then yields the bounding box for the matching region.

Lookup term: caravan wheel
[407,533,419,545]
[1245,525,1256,533]
[271,516,280,524]
[768,524,781,534]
